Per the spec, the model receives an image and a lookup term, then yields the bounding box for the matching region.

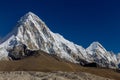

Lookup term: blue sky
[0,0,120,53]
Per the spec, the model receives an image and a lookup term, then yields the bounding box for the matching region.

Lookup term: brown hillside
[0,51,119,80]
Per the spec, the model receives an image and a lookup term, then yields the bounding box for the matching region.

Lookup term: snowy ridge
[86,42,118,68]
[0,12,119,68]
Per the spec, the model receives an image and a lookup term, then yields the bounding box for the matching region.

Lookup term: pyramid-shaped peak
[25,12,37,16]
[86,41,107,54]
[27,12,35,15]
[18,12,43,24]
[90,41,103,48]
[87,41,106,50]
[91,42,102,46]
[23,12,39,19]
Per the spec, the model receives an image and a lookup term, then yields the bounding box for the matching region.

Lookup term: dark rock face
[76,58,89,66]
[84,63,99,67]
[118,63,120,69]
[7,43,37,60]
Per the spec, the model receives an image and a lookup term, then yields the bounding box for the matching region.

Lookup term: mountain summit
[0,12,119,68]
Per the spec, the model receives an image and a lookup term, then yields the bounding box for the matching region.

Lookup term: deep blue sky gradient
[0,0,120,53]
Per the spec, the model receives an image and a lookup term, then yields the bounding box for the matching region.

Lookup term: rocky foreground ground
[0,71,114,80]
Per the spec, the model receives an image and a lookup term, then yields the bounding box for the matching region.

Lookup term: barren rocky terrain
[0,71,114,80]
[0,52,119,80]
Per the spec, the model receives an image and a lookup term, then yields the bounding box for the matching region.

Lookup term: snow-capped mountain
[0,12,119,68]
[86,42,118,68]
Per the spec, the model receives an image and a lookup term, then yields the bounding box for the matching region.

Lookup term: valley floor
[0,71,114,80]
[0,52,119,80]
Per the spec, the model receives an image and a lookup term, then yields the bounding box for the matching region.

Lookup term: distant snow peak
[90,42,103,49]
[87,41,107,52]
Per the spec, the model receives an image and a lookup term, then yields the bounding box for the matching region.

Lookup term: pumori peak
[19,12,44,24]
[0,12,119,69]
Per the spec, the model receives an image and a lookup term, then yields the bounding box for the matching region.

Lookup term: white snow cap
[87,42,107,52]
